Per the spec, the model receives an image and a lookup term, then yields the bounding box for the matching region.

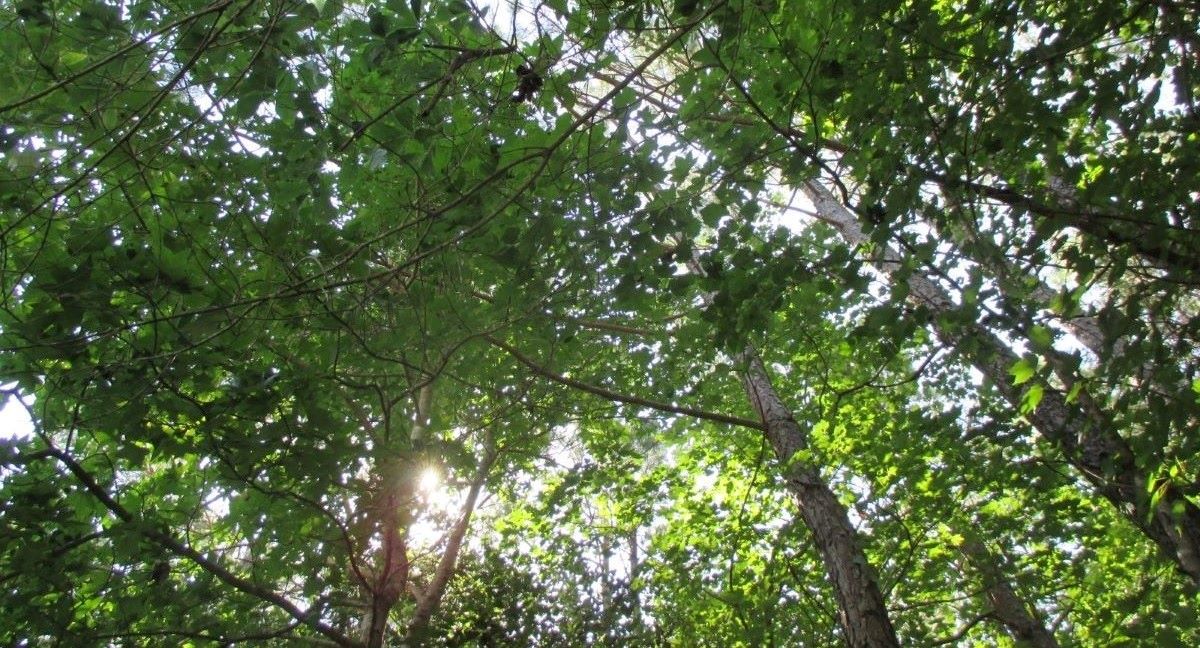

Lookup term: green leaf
[1021,383,1045,414]
[1028,324,1053,351]
[675,0,702,17]
[387,26,421,46]
[369,7,388,36]
[1009,358,1036,386]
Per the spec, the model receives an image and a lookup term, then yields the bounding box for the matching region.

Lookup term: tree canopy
[1,0,1198,645]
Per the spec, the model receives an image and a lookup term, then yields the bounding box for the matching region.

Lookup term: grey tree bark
[678,243,900,646]
[804,180,1200,584]
[738,350,900,647]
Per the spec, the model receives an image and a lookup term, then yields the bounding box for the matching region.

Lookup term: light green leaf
[1010,358,1036,386]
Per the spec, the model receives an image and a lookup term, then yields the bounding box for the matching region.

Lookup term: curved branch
[485,335,765,431]
[0,0,237,115]
[43,445,357,648]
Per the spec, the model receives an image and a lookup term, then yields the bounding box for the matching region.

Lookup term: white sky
[0,388,32,441]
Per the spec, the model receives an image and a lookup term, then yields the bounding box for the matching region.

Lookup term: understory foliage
[1,0,1198,645]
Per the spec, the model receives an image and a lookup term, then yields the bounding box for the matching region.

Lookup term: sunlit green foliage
[1,0,1197,645]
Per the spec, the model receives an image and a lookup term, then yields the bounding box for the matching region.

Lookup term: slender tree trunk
[959,539,1059,648]
[679,246,899,646]
[739,349,900,647]
[492,327,899,642]
[364,471,409,648]
[804,180,1200,584]
[405,448,497,640]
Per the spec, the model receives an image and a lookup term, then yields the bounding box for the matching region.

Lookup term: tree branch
[485,335,764,431]
[405,446,499,638]
[43,446,357,648]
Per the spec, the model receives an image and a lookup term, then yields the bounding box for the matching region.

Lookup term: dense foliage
[1,0,1197,645]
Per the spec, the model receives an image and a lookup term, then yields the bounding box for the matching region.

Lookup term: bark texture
[805,180,1200,584]
[960,539,1060,648]
[740,350,900,647]
[680,245,899,646]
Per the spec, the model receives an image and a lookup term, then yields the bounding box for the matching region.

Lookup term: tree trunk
[917,168,1200,278]
[804,180,1200,584]
[739,349,900,647]
[678,244,899,646]
[959,539,1059,648]
[405,448,497,640]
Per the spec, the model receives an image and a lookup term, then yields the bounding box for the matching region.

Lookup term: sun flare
[417,466,441,495]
